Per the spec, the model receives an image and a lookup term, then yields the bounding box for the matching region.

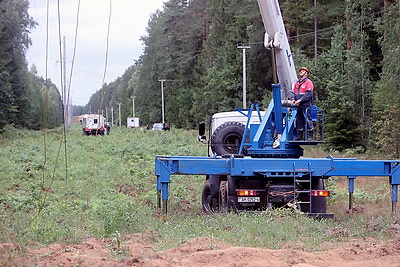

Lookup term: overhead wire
[37,0,67,214]
[67,0,81,119]
[35,0,82,218]
[287,8,384,41]
[86,0,112,209]
[34,0,51,221]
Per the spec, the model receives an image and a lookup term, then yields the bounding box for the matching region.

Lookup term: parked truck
[154,0,400,219]
[82,114,106,135]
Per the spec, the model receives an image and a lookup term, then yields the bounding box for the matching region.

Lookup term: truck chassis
[155,155,400,218]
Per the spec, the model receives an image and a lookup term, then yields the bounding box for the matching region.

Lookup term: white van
[82,114,106,135]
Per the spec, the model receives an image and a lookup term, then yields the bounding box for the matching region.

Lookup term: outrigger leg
[156,175,170,221]
[391,184,398,216]
[155,158,171,221]
[162,181,169,221]
[348,176,355,214]
[156,176,170,221]
[156,176,162,214]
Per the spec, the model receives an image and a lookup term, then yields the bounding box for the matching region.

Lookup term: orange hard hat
[299,67,309,73]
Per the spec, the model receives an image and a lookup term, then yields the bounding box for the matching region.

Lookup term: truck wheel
[219,181,228,213]
[211,121,249,156]
[202,179,218,214]
[227,175,239,210]
[298,178,327,213]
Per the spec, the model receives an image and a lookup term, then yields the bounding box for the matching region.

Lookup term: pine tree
[318,26,363,151]
[372,1,400,158]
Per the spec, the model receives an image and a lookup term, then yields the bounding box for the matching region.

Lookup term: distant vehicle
[81,114,106,135]
[127,117,140,128]
[152,123,164,131]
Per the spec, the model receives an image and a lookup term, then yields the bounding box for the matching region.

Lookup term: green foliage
[0,0,38,130]
[317,26,363,151]
[79,0,399,153]
[372,1,400,158]
[0,125,398,250]
[0,1,63,131]
[26,67,63,130]
[0,0,395,151]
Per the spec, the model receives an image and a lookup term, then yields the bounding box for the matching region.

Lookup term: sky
[27,0,166,106]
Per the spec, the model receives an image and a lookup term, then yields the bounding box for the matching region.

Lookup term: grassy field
[0,124,398,251]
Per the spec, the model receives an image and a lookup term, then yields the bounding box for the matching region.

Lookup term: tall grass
[0,124,398,250]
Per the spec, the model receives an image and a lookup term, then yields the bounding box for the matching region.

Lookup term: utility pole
[159,80,165,124]
[111,106,114,127]
[105,107,108,123]
[131,95,136,117]
[118,102,122,127]
[237,44,251,109]
[314,0,318,67]
[158,79,176,124]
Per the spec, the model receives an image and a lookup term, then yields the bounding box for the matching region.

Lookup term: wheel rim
[224,134,241,154]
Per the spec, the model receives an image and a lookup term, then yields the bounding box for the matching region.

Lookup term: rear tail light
[311,190,330,197]
[237,190,257,196]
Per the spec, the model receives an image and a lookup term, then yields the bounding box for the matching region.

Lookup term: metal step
[255,171,309,177]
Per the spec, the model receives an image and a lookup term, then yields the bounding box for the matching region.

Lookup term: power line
[86,0,113,210]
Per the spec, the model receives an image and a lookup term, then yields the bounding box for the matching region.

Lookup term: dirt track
[3,234,400,266]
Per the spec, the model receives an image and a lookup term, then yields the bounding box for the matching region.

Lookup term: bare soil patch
[3,234,400,266]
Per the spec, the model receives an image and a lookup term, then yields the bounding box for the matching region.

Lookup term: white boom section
[257,0,298,100]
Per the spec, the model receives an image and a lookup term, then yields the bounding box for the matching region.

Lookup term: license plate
[238,197,260,203]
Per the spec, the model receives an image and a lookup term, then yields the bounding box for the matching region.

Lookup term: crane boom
[257,0,297,99]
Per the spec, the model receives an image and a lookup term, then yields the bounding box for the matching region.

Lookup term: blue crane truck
[154,0,400,219]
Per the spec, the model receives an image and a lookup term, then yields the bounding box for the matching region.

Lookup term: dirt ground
[2,234,400,267]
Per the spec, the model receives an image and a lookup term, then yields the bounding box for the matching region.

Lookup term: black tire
[219,181,228,213]
[227,175,239,210]
[202,179,219,214]
[209,175,221,199]
[211,121,249,156]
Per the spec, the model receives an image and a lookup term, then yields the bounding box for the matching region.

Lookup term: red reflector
[311,190,330,197]
[237,190,257,196]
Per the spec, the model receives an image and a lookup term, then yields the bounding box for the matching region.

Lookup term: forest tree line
[0,0,398,157]
[0,0,64,131]
[86,0,399,157]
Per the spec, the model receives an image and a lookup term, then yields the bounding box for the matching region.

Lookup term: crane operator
[290,67,314,141]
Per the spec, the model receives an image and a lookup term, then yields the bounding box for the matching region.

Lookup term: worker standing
[290,67,314,141]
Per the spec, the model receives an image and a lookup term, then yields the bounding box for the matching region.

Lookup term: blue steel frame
[154,84,400,217]
[155,155,400,216]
